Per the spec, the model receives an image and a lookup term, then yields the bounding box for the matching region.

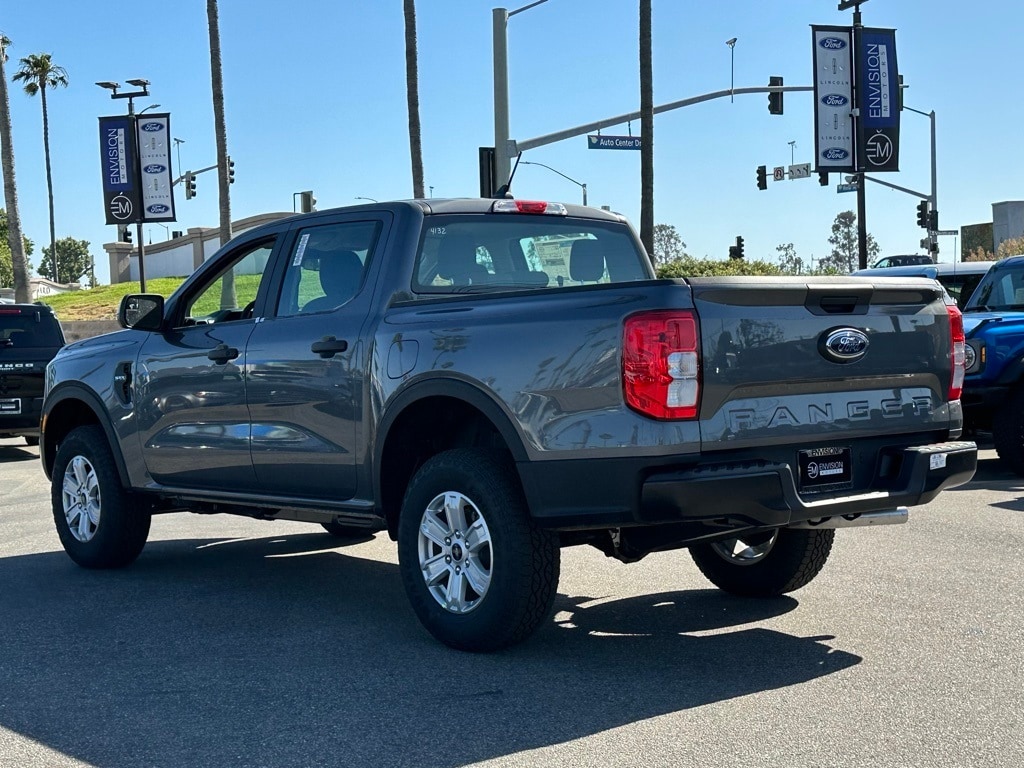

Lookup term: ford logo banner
[143,164,166,174]
[140,122,164,132]
[821,94,849,107]
[820,37,847,50]
[820,328,869,363]
[822,147,850,161]
[146,204,170,214]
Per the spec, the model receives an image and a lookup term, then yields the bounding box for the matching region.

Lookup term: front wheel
[689,527,835,597]
[397,449,559,652]
[52,425,151,569]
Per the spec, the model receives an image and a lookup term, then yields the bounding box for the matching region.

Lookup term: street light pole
[493,1,549,189]
[520,160,587,205]
[725,38,737,103]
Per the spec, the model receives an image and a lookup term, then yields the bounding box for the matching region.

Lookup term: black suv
[0,303,65,445]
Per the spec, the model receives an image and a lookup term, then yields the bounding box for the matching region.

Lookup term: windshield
[413,214,651,293]
[964,263,1024,311]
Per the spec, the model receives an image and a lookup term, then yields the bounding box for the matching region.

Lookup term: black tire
[51,425,151,569]
[993,389,1024,475]
[321,521,371,538]
[397,449,559,652]
[689,527,835,597]
[24,435,39,447]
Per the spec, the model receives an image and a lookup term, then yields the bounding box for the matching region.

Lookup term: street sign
[587,134,641,150]
[773,166,785,181]
[837,183,858,193]
[789,163,811,179]
[933,230,958,236]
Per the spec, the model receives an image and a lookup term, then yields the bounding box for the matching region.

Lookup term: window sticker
[292,233,310,266]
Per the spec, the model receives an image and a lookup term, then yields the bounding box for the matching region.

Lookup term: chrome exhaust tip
[789,507,909,530]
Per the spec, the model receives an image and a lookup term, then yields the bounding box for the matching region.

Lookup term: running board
[788,507,909,529]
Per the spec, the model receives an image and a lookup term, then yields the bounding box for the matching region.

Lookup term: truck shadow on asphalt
[0,442,39,463]
[0,533,860,767]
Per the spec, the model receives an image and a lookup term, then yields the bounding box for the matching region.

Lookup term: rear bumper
[0,396,42,438]
[519,440,977,530]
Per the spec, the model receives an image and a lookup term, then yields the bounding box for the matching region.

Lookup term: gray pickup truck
[40,198,976,651]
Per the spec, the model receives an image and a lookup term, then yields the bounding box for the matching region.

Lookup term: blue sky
[1,1,1021,284]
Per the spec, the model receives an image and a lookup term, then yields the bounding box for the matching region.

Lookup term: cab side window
[276,221,381,316]
[178,239,276,327]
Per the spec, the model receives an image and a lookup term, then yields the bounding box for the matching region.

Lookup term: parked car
[852,261,994,309]
[40,198,975,651]
[0,303,65,445]
[870,254,935,269]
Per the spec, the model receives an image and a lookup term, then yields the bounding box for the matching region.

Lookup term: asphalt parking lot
[1,436,1022,768]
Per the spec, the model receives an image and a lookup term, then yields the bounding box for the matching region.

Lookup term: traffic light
[728,235,745,260]
[928,209,938,231]
[756,165,767,191]
[768,76,784,115]
[120,226,132,244]
[916,200,929,229]
[818,171,828,186]
[299,190,317,213]
[184,171,197,200]
[227,156,235,184]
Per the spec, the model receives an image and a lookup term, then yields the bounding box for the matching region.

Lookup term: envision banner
[856,28,900,172]
[99,115,140,225]
[135,113,177,221]
[811,25,855,173]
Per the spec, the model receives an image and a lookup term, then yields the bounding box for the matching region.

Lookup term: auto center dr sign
[811,25,900,174]
[98,113,176,226]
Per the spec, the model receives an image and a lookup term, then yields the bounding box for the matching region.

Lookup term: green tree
[0,36,31,301]
[12,52,68,281]
[652,223,686,265]
[404,0,425,198]
[820,210,879,273]
[776,242,806,275]
[39,237,92,285]
[0,209,35,286]
[207,0,235,308]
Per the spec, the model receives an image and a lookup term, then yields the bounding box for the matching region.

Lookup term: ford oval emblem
[821,328,869,363]
[820,37,847,50]
[140,121,163,132]
[143,164,166,174]
[146,204,170,214]
[821,94,849,107]
[823,147,850,161]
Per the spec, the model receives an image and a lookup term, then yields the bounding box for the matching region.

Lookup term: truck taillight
[623,310,700,419]
[947,303,965,400]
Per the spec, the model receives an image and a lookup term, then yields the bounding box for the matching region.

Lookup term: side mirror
[118,294,165,331]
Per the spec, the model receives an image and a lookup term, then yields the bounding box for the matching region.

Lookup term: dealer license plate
[0,398,21,415]
[798,446,852,491]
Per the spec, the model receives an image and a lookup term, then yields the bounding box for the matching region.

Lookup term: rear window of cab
[0,307,64,348]
[413,215,650,293]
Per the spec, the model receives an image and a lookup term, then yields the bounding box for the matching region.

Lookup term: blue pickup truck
[39,198,977,650]
[959,255,1024,472]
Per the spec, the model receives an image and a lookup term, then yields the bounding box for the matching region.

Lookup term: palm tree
[0,35,30,302]
[639,0,654,262]
[13,52,68,282]
[404,0,425,198]
[207,0,235,308]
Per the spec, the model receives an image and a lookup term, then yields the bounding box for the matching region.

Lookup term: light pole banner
[135,113,177,222]
[98,115,141,225]
[811,25,855,173]
[857,28,900,172]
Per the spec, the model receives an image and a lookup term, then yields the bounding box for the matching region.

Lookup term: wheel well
[379,396,514,537]
[42,397,105,478]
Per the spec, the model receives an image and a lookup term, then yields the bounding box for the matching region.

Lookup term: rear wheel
[689,528,835,597]
[993,389,1024,476]
[397,449,559,652]
[52,425,150,569]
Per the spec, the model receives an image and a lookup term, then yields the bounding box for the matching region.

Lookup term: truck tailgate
[688,276,954,451]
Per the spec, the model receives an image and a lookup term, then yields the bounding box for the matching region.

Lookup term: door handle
[311,336,349,359]
[207,343,240,364]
